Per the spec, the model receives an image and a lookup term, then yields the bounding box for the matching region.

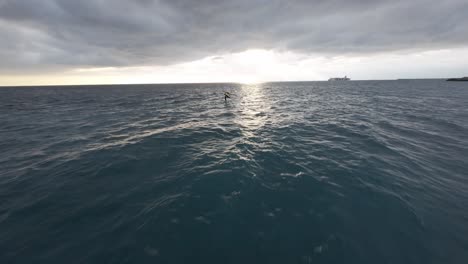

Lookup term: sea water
[1,80,467,263]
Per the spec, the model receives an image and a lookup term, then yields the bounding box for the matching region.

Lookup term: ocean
[1,80,467,263]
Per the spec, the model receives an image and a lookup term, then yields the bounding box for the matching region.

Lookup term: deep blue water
[1,80,468,264]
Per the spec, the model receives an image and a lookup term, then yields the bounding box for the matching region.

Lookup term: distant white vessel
[328,76,350,81]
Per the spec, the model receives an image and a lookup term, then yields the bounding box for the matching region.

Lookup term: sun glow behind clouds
[68,49,321,85]
[2,48,468,86]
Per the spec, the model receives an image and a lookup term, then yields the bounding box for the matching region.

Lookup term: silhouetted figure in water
[224,92,231,101]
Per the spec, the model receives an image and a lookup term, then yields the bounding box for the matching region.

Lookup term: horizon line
[0,78,452,88]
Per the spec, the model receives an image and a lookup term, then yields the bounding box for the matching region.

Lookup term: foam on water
[1,81,468,263]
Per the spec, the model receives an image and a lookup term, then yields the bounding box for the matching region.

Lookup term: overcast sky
[1,0,468,85]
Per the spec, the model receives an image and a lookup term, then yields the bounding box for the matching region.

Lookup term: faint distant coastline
[328,76,350,81]
[446,77,468,81]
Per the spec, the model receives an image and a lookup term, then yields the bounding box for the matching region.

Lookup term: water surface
[1,80,468,263]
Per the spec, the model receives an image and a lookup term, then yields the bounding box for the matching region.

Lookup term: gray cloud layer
[1,0,467,72]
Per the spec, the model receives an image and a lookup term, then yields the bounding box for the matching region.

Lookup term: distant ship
[328,76,350,81]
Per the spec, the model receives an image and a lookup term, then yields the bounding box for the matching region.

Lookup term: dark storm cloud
[1,0,467,72]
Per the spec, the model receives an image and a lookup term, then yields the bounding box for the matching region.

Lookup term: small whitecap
[280,171,305,178]
[221,190,241,203]
[314,245,323,254]
[318,176,328,181]
[195,216,211,224]
[144,246,159,256]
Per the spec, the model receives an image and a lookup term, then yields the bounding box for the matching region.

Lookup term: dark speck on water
[1,80,468,263]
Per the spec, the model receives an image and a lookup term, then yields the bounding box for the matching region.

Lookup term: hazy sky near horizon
[1,0,468,85]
